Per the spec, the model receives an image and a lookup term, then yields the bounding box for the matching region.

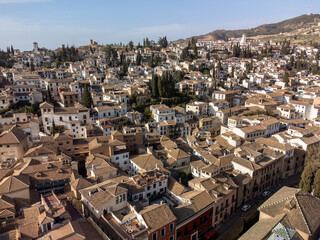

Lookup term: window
[161,227,165,237]
[169,223,174,233]
[177,231,181,239]
[152,232,157,240]
[193,221,197,230]
[184,227,189,236]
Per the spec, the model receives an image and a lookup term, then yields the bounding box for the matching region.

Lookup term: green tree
[158,74,163,97]
[180,48,189,61]
[288,56,295,70]
[0,50,15,68]
[143,107,151,121]
[313,169,320,198]
[283,72,290,86]
[158,36,168,48]
[217,60,222,71]
[304,145,320,169]
[144,38,150,48]
[128,41,134,51]
[174,70,185,83]
[51,120,56,136]
[46,88,53,104]
[136,51,142,65]
[81,85,93,108]
[148,53,155,68]
[299,165,314,193]
[120,59,130,77]
[280,39,290,55]
[232,43,241,57]
[311,62,319,75]
[206,52,210,61]
[101,45,119,67]
[129,95,136,106]
[30,62,35,71]
[151,74,159,98]
[190,37,198,57]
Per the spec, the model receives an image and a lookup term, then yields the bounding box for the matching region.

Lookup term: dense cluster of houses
[0,36,320,240]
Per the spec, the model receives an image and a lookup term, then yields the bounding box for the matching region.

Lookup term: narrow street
[215,173,301,240]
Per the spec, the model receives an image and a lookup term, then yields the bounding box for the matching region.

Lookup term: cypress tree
[206,52,210,61]
[212,67,216,79]
[283,72,290,86]
[151,74,159,98]
[46,88,53,104]
[51,120,56,136]
[136,51,142,66]
[313,169,320,198]
[148,53,154,68]
[158,74,163,98]
[217,60,222,71]
[299,165,314,193]
[169,73,175,98]
[30,62,35,71]
[81,85,93,108]
[128,41,134,51]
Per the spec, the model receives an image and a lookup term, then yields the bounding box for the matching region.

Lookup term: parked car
[204,230,218,240]
[241,204,251,211]
[262,191,271,198]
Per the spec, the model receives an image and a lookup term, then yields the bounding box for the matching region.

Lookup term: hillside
[189,14,320,41]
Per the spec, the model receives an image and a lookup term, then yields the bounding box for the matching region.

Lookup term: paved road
[215,173,301,240]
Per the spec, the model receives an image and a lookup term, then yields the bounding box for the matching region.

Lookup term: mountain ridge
[182,14,320,42]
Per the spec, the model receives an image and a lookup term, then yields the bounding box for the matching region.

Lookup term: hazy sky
[0,0,320,51]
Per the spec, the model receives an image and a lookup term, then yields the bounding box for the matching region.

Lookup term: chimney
[71,161,78,171]
[179,178,182,184]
